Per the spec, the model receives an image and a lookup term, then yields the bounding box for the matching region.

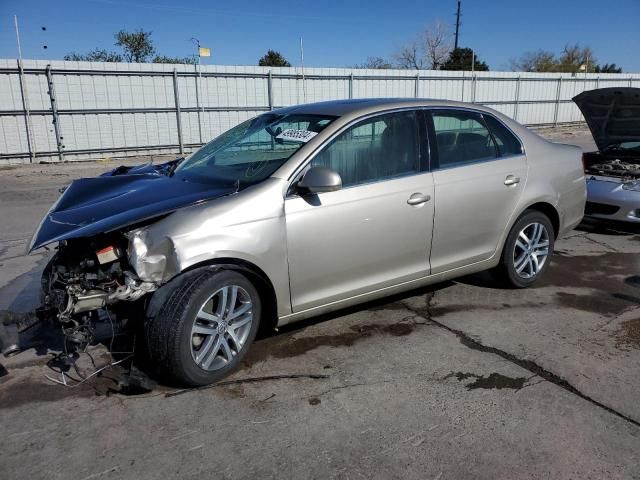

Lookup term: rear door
[285,110,435,312]
[427,109,527,273]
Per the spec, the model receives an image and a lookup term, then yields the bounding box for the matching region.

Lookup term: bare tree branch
[355,56,393,69]
[394,40,423,70]
[424,20,452,70]
[394,20,452,70]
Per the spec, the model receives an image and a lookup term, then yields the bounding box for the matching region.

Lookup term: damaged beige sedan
[26,99,586,386]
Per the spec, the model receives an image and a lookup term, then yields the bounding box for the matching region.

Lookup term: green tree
[594,63,622,73]
[258,50,291,67]
[64,49,123,62]
[557,44,596,73]
[440,47,489,71]
[153,55,198,65]
[510,45,622,73]
[509,50,557,72]
[115,29,155,63]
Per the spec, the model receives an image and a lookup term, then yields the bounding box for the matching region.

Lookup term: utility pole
[14,15,23,59]
[454,0,461,50]
[300,37,306,103]
[15,15,36,163]
[191,37,205,144]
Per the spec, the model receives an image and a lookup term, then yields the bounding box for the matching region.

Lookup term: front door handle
[504,175,521,186]
[407,192,431,206]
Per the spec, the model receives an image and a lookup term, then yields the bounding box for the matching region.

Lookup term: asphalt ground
[0,125,639,480]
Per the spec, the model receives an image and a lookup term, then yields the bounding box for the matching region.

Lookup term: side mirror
[298,166,342,194]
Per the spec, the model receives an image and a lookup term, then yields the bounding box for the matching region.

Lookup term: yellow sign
[199,47,211,57]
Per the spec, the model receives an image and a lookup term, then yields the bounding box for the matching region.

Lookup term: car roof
[274,97,490,118]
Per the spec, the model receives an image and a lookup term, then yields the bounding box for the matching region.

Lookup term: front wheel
[145,269,261,386]
[495,210,555,288]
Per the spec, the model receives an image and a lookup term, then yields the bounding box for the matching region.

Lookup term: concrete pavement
[1,127,639,480]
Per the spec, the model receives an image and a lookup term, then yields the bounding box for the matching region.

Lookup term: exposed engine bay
[40,233,157,350]
[583,153,640,181]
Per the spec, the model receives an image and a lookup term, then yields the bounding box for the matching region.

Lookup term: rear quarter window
[483,115,523,156]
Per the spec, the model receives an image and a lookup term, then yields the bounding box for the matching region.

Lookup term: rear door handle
[407,193,431,206]
[504,175,520,186]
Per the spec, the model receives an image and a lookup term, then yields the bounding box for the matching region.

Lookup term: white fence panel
[1,58,639,164]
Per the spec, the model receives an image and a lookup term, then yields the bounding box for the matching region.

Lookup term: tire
[495,210,555,288]
[145,268,261,386]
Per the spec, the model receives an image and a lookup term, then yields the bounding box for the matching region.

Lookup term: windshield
[174,113,336,187]
[607,141,640,152]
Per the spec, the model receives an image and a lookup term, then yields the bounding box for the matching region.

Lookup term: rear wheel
[496,210,555,288]
[145,269,261,386]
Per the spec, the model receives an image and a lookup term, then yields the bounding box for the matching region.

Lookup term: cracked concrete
[1,128,640,479]
[405,291,640,428]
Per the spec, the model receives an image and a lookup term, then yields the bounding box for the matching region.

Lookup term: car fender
[129,178,292,317]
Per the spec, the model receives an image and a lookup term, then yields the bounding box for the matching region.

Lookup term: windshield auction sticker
[276,129,318,143]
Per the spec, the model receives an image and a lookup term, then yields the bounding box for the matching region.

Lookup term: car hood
[28,161,238,252]
[573,87,640,151]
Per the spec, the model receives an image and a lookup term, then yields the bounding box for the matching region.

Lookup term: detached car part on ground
[25,99,585,386]
[574,87,640,224]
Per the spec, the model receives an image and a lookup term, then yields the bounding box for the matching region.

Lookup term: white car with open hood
[574,87,640,224]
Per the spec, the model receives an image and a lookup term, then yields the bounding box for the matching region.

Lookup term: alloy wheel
[513,222,550,279]
[190,285,253,371]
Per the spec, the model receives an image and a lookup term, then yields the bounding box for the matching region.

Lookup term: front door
[285,110,435,312]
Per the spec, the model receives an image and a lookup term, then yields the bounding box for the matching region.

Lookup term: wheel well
[181,258,279,333]
[524,202,560,238]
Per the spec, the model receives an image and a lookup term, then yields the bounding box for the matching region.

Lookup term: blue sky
[1,0,638,71]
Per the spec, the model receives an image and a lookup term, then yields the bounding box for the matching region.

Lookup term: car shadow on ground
[576,218,640,235]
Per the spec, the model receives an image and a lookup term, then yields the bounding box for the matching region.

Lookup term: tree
[509,50,557,72]
[153,55,198,65]
[64,49,123,62]
[440,47,489,71]
[510,45,622,73]
[595,63,623,73]
[424,20,452,70]
[394,20,452,70]
[115,29,155,63]
[65,29,194,64]
[557,44,596,73]
[355,56,392,69]
[258,50,291,67]
[395,41,424,70]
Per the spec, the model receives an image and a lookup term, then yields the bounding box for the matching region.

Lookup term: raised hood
[573,87,640,151]
[28,162,237,252]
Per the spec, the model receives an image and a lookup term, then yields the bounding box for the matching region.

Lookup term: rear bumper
[586,178,640,223]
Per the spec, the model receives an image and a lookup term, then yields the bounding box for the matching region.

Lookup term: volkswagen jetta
[27,98,586,386]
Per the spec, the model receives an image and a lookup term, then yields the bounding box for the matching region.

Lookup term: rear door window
[430,110,498,169]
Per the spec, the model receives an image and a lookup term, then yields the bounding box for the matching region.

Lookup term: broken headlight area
[126,228,179,284]
[622,180,640,192]
[41,234,158,349]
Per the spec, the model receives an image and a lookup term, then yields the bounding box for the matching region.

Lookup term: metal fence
[1,58,639,164]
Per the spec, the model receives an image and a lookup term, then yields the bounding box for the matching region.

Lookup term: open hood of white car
[573,87,640,151]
